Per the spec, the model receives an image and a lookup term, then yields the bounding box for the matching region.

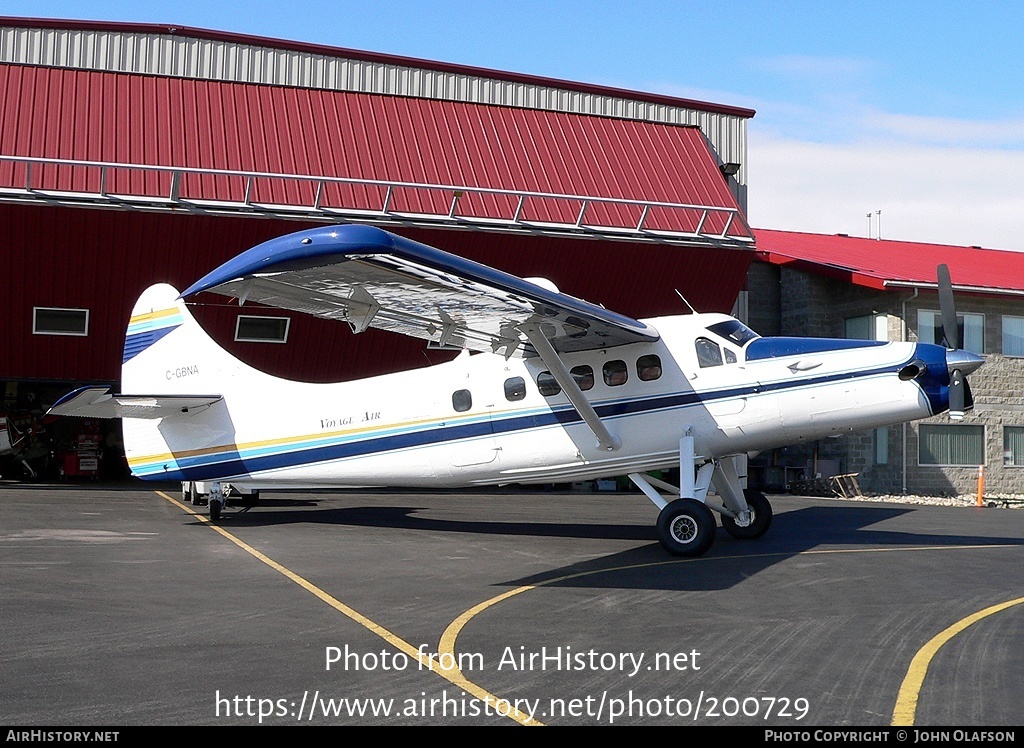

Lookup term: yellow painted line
[436,543,1017,726]
[156,490,536,726]
[891,595,1024,726]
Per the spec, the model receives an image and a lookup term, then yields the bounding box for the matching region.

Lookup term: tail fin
[121,283,259,395]
[50,285,264,481]
[49,285,228,418]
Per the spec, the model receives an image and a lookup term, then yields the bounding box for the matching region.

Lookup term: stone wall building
[748,229,1024,497]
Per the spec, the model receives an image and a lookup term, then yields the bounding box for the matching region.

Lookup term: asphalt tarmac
[2,483,1022,726]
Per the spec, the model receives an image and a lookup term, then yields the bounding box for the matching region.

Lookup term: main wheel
[656,499,716,557]
[721,489,772,539]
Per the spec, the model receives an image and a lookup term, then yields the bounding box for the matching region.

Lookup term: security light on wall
[719,162,741,177]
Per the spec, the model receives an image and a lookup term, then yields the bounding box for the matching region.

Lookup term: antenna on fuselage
[674,289,698,314]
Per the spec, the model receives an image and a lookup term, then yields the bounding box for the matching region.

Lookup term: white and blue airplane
[49,225,983,556]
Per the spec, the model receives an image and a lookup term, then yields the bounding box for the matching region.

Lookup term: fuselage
[123,311,951,489]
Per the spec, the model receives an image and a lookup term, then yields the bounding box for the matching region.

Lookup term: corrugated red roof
[0,63,749,237]
[0,16,757,119]
[753,229,1024,296]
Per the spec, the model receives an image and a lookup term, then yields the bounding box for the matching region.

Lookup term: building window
[33,307,89,336]
[875,427,889,465]
[919,424,984,466]
[845,313,887,341]
[235,315,290,343]
[1003,316,1024,357]
[918,310,983,353]
[1004,427,1024,466]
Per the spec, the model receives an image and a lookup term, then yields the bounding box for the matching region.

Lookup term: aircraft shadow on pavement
[211,501,1022,592]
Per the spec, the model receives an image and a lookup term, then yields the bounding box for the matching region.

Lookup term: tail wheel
[722,489,772,539]
[656,499,716,557]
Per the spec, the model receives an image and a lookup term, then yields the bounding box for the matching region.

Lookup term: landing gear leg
[208,482,224,522]
[712,456,772,540]
[628,433,720,557]
[721,489,772,539]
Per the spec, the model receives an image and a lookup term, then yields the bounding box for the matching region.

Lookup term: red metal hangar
[0,17,754,478]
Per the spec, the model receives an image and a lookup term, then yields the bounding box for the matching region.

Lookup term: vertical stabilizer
[120,284,252,396]
[118,285,252,481]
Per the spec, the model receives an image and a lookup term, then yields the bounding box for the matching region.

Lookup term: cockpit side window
[695,337,724,368]
[724,348,737,364]
[705,319,759,347]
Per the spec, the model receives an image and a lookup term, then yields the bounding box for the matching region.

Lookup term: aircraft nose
[946,349,984,377]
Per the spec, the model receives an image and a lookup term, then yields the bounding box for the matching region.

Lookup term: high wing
[181,224,659,357]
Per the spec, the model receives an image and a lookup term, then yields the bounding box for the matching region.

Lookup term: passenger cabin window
[695,338,724,368]
[603,360,628,386]
[571,365,594,391]
[452,389,472,412]
[637,355,662,381]
[504,377,526,402]
[537,371,561,397]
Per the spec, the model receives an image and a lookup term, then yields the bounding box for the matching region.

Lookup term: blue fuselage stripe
[139,358,919,481]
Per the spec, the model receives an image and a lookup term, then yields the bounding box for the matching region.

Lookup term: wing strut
[518,323,620,452]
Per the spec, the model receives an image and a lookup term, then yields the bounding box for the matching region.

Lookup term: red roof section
[753,229,1024,297]
[0,16,757,119]
[0,63,749,237]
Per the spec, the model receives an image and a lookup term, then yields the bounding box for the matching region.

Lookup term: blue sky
[11,1,1024,249]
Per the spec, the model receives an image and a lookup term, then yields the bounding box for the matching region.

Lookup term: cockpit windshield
[706,319,759,347]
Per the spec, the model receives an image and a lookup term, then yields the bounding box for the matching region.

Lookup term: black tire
[210,498,222,522]
[722,489,772,540]
[656,499,716,557]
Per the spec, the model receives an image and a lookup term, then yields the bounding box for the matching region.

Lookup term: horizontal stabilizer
[48,386,222,420]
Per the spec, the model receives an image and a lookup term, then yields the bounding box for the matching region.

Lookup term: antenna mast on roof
[866,209,883,240]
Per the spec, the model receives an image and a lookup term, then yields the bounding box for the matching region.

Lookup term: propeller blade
[949,368,966,420]
[937,264,958,350]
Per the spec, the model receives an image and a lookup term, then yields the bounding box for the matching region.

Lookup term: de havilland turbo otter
[49,225,983,557]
